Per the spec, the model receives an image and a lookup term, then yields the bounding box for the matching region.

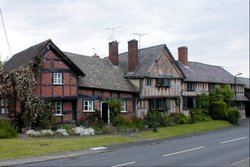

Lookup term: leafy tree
[196,93,209,110]
[0,56,54,130]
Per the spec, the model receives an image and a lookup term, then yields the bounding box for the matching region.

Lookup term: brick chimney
[178,46,188,66]
[109,41,119,66]
[128,39,138,72]
[92,53,99,58]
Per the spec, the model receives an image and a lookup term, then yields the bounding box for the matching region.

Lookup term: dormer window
[53,73,63,84]
[156,78,171,87]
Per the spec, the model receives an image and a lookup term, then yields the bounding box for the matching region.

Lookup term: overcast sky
[0,0,249,78]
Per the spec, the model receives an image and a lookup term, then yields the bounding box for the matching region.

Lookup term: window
[53,73,63,84]
[121,102,127,113]
[146,77,152,86]
[149,99,170,111]
[187,82,195,91]
[183,97,196,110]
[156,78,171,87]
[83,100,94,112]
[209,83,216,91]
[54,101,62,115]
[1,99,8,114]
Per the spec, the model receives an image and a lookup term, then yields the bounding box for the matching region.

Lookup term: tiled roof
[119,44,184,78]
[3,39,51,71]
[64,52,138,92]
[178,61,244,85]
[238,77,249,88]
[3,39,84,76]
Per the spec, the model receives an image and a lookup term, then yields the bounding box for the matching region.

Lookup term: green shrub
[144,111,162,128]
[168,112,189,124]
[190,108,211,123]
[0,118,17,139]
[209,101,227,120]
[112,115,132,128]
[160,115,176,127]
[131,117,145,130]
[226,107,240,125]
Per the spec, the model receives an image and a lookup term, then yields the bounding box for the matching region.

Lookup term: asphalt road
[21,119,249,167]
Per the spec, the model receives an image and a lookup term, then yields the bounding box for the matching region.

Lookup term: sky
[0,0,249,78]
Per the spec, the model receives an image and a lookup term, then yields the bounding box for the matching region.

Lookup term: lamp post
[234,73,243,106]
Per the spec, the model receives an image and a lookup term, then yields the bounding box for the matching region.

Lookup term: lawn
[0,135,138,160]
[0,120,232,161]
[136,120,232,139]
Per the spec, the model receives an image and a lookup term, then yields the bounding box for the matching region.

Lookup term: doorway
[101,102,109,123]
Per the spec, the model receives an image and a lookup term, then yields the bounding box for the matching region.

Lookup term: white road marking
[231,157,249,166]
[89,146,107,150]
[112,161,136,167]
[163,146,205,157]
[220,136,247,144]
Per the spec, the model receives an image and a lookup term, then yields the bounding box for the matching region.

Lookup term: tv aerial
[107,26,122,41]
[133,33,148,49]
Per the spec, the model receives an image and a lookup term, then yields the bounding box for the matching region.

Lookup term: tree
[0,56,54,130]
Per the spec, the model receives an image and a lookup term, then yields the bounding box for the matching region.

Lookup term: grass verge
[136,120,232,139]
[0,120,232,161]
[0,135,138,160]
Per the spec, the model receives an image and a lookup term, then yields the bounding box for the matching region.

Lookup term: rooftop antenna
[133,33,148,50]
[92,48,95,55]
[107,26,122,41]
[0,8,12,57]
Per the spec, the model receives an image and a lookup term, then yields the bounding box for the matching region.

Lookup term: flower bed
[26,127,95,137]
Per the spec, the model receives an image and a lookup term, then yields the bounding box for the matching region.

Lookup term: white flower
[72,126,95,136]
[41,129,54,136]
[26,129,41,137]
[56,128,69,136]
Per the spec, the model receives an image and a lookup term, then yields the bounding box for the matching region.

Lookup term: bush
[226,107,240,125]
[160,115,176,127]
[209,101,227,120]
[131,117,145,130]
[190,108,211,123]
[0,119,17,139]
[112,115,132,128]
[168,112,189,124]
[144,111,162,128]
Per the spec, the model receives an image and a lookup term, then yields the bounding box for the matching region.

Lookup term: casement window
[53,73,63,84]
[0,99,8,114]
[209,83,216,91]
[54,101,63,115]
[149,99,170,111]
[83,100,94,112]
[156,78,171,87]
[146,77,152,86]
[183,97,196,110]
[121,102,127,113]
[187,82,195,91]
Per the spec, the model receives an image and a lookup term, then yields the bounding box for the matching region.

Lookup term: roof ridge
[119,44,165,55]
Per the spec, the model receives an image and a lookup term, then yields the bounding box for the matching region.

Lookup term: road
[21,119,249,167]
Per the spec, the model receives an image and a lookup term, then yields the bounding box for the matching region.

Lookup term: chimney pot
[178,46,188,66]
[128,39,138,72]
[109,41,119,66]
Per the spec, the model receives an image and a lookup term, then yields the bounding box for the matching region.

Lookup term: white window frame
[0,99,8,114]
[54,101,63,116]
[83,100,94,112]
[121,101,127,113]
[53,73,63,84]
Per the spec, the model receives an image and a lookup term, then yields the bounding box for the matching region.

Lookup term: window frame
[0,99,8,114]
[121,101,127,113]
[83,100,94,112]
[149,98,170,111]
[156,78,171,87]
[53,73,63,85]
[146,77,152,86]
[187,82,195,91]
[54,101,63,116]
